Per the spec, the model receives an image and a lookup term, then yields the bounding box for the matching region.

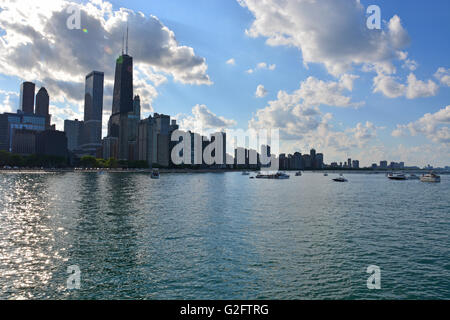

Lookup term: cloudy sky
[0,0,449,166]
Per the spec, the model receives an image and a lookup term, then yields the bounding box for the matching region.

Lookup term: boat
[387,173,407,180]
[151,168,160,179]
[323,173,328,176]
[420,172,441,183]
[295,171,302,176]
[408,174,420,180]
[332,174,347,182]
[255,171,290,179]
[333,173,348,182]
[242,171,250,175]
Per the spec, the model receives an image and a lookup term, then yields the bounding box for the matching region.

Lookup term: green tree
[80,155,98,168]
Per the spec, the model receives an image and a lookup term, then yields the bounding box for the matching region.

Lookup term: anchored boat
[388,173,407,180]
[151,168,160,179]
[332,174,348,182]
[420,172,441,183]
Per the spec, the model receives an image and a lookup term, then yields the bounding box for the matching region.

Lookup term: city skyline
[0,0,449,167]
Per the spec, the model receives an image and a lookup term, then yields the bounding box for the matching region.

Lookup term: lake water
[0,172,448,299]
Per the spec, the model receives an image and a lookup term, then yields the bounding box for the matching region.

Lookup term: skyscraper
[35,87,50,128]
[64,119,83,152]
[107,48,134,160]
[80,71,104,156]
[310,148,316,169]
[20,82,35,114]
[112,55,133,115]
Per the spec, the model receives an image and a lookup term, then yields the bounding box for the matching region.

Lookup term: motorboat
[332,174,347,182]
[255,171,290,179]
[323,173,328,176]
[151,168,160,179]
[242,171,250,175]
[387,173,407,180]
[420,172,441,183]
[295,171,302,176]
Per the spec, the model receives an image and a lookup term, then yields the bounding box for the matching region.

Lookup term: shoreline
[1,168,449,174]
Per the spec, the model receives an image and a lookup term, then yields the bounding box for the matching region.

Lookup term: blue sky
[0,0,449,166]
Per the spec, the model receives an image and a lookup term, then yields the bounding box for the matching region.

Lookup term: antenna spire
[126,21,129,55]
[121,33,124,55]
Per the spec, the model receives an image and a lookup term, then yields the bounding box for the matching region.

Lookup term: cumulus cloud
[434,67,450,87]
[226,58,236,65]
[0,89,19,113]
[238,0,410,76]
[392,105,450,145]
[246,62,276,74]
[176,104,237,133]
[255,84,268,98]
[373,73,439,99]
[248,76,372,157]
[0,0,211,119]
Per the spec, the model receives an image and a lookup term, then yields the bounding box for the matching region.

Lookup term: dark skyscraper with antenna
[111,54,133,115]
[107,24,136,160]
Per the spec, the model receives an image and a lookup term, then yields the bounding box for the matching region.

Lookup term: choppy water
[0,172,448,300]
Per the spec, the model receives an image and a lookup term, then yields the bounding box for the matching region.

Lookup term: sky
[0,0,449,167]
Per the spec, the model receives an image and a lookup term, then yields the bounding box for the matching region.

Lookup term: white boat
[420,172,440,183]
[242,171,250,175]
[332,174,347,182]
[151,168,160,179]
[388,173,407,180]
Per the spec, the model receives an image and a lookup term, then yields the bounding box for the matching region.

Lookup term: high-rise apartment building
[20,82,35,114]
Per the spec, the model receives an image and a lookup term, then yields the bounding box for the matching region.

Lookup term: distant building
[80,71,104,156]
[35,87,51,128]
[380,160,388,169]
[293,152,302,170]
[302,154,312,169]
[0,112,46,152]
[352,160,360,169]
[137,116,156,167]
[102,136,119,160]
[316,153,324,169]
[36,130,68,158]
[12,128,36,155]
[347,158,352,168]
[64,119,83,152]
[107,51,135,160]
[310,149,316,169]
[20,82,35,114]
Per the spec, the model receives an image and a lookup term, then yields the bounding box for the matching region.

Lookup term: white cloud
[226,58,236,65]
[176,104,236,133]
[405,73,439,99]
[373,72,439,99]
[249,76,368,147]
[434,67,450,87]
[0,89,18,113]
[246,62,276,74]
[0,0,211,122]
[392,105,450,145]
[255,84,268,98]
[239,0,410,76]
